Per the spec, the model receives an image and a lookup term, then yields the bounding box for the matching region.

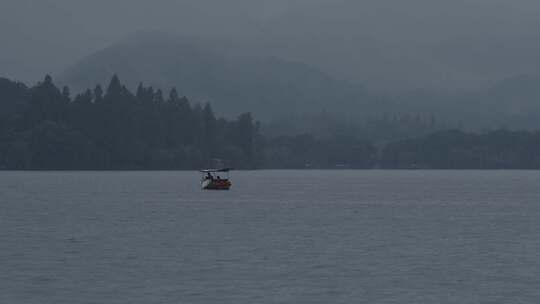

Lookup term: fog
[2,0,540,90]
[4,0,540,170]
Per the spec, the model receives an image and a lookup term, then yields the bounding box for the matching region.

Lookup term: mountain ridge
[57,33,366,120]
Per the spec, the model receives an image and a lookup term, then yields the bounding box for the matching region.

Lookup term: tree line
[380,129,540,169]
[0,75,262,169]
[1,75,540,170]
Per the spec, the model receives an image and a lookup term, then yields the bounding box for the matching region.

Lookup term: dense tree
[380,129,540,169]
[0,75,266,169]
[2,75,539,170]
[23,75,69,127]
[0,77,28,118]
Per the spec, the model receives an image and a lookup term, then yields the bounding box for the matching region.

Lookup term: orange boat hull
[202,179,232,190]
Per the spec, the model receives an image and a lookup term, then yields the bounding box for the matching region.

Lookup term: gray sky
[0,0,301,81]
[2,0,540,89]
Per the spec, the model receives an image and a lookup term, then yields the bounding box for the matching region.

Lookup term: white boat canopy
[200,168,233,173]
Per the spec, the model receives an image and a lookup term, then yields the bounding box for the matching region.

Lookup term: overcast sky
[2,0,540,89]
[0,0,308,81]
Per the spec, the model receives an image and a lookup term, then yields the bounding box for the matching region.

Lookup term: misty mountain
[476,74,540,128]
[259,0,540,90]
[4,0,540,92]
[56,32,540,131]
[58,34,366,120]
[378,73,540,130]
[0,0,326,83]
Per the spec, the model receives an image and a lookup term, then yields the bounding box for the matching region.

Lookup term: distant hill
[56,33,540,130]
[5,0,540,91]
[385,73,540,130]
[259,0,540,90]
[57,34,366,120]
[480,74,540,129]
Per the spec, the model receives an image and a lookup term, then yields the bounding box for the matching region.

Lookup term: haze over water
[2,170,540,303]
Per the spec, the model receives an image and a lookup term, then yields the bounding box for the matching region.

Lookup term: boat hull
[201,179,232,190]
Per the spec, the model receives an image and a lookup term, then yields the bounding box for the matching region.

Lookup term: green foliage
[2,75,539,170]
[0,75,261,170]
[381,129,540,169]
[0,77,28,118]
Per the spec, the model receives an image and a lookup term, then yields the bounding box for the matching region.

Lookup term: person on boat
[216,175,221,181]
[206,172,213,180]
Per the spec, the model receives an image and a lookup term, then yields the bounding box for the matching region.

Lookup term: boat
[200,168,233,190]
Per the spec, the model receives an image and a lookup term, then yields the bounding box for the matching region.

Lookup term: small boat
[200,168,233,190]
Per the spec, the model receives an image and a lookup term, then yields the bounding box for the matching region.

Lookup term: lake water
[1,170,540,303]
